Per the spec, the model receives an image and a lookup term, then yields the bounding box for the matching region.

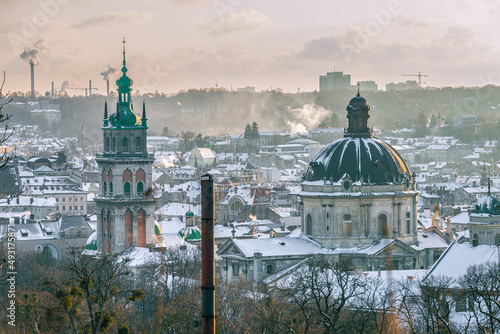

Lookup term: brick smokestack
[201,174,215,334]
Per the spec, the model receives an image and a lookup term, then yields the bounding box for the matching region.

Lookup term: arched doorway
[378,214,388,237]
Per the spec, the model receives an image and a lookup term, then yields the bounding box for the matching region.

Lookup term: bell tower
[94,39,156,253]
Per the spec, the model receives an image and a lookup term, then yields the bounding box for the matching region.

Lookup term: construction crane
[66,87,98,97]
[403,72,428,87]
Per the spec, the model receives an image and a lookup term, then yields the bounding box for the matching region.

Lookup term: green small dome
[475,194,500,215]
[185,210,195,217]
[178,226,201,241]
[155,221,163,235]
[85,231,97,250]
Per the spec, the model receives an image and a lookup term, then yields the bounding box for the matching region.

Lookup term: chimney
[201,174,215,334]
[280,225,285,231]
[106,79,110,96]
[51,81,54,97]
[89,80,92,97]
[30,61,35,100]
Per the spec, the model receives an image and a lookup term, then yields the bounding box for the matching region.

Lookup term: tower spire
[104,100,108,119]
[357,82,360,96]
[122,37,126,67]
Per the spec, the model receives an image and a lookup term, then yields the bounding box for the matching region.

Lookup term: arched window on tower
[342,214,352,236]
[406,212,411,234]
[106,137,110,151]
[136,169,145,195]
[136,137,141,152]
[112,138,116,151]
[122,137,128,152]
[125,210,133,249]
[378,214,388,237]
[138,209,145,247]
[124,182,131,196]
[306,214,313,235]
[109,182,113,196]
[103,182,107,195]
[496,234,500,246]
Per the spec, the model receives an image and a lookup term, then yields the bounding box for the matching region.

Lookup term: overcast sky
[2,0,500,95]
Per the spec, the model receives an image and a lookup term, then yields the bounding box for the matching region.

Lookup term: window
[80,206,83,211]
[342,214,352,236]
[495,234,500,246]
[406,212,411,234]
[122,137,128,151]
[266,264,274,275]
[137,181,144,195]
[62,206,65,211]
[106,137,110,151]
[103,182,107,194]
[472,233,479,246]
[112,138,116,151]
[136,137,141,151]
[109,182,113,195]
[124,182,131,196]
[62,198,65,202]
[306,214,313,235]
[378,214,388,236]
[69,206,72,210]
[232,262,239,277]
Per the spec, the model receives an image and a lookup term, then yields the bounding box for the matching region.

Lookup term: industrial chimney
[51,81,54,97]
[106,80,110,97]
[30,60,35,100]
[89,80,92,97]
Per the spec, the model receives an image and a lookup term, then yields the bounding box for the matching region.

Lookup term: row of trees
[2,250,499,334]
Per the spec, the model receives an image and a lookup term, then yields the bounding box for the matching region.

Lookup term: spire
[357,81,360,96]
[142,100,146,119]
[488,177,491,196]
[122,37,127,68]
[103,100,109,127]
[141,99,148,128]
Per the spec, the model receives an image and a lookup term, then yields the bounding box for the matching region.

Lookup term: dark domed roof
[304,136,412,184]
[347,92,369,112]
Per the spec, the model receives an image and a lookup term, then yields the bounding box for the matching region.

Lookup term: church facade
[300,91,421,269]
[94,40,156,253]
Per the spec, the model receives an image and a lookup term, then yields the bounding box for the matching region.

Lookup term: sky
[1,0,500,95]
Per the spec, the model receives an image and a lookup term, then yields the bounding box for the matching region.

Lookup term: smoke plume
[100,66,118,81]
[286,104,331,136]
[19,39,47,66]
[61,80,75,92]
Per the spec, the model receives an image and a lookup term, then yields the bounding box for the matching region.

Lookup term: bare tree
[458,261,500,334]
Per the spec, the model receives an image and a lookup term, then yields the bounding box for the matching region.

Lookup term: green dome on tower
[107,38,143,128]
[185,210,195,217]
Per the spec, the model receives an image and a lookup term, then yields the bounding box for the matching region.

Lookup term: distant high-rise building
[359,80,378,92]
[319,71,351,91]
[95,40,156,253]
[236,86,256,93]
[386,80,418,91]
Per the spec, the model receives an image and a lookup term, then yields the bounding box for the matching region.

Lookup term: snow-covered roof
[226,236,334,258]
[426,242,498,283]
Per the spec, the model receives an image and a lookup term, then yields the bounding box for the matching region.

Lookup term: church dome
[304,92,412,184]
[178,226,201,242]
[185,210,195,217]
[85,231,97,250]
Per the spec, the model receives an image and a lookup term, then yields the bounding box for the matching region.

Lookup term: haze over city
[2,0,500,94]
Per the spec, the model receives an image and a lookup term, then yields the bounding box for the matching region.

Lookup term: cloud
[197,9,269,36]
[72,11,154,29]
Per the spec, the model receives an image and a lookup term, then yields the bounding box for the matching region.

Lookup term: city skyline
[2,0,500,95]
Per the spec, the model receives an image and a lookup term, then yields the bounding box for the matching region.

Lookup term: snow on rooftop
[426,242,498,283]
[230,236,334,258]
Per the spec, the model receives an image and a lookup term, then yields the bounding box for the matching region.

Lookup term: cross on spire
[122,37,126,66]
